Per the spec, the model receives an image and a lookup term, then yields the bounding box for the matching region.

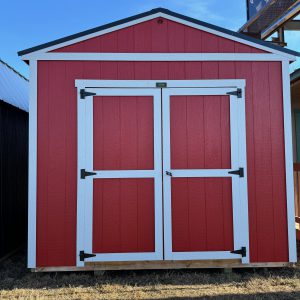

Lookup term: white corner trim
[28,60,37,268]
[22,52,291,62]
[282,60,297,263]
[20,12,296,61]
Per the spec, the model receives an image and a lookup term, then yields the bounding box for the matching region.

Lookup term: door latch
[165,171,173,176]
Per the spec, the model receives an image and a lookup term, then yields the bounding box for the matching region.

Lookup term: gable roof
[18,7,300,58]
[0,60,28,112]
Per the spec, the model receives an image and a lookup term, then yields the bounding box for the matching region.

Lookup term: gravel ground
[0,250,300,299]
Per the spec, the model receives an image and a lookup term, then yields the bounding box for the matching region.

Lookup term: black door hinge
[231,247,246,257]
[156,82,167,88]
[80,89,96,99]
[227,88,242,98]
[228,167,244,178]
[81,169,97,179]
[166,171,173,176]
[79,250,96,261]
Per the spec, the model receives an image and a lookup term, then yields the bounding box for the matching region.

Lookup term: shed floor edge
[31,260,295,272]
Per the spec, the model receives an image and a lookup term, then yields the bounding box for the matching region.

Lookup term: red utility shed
[19,8,299,271]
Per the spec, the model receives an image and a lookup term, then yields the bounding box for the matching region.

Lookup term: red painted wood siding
[93,178,155,253]
[170,94,233,252]
[52,18,266,54]
[172,178,233,252]
[93,96,154,170]
[170,95,230,169]
[37,60,287,266]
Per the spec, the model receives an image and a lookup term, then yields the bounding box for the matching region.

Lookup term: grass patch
[0,250,299,299]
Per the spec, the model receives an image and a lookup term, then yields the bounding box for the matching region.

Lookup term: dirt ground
[0,250,300,299]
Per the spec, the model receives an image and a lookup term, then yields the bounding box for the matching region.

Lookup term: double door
[76,80,249,267]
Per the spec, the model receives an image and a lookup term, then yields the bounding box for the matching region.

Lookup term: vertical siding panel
[120,97,138,169]
[100,30,118,52]
[120,179,138,251]
[172,178,190,251]
[167,20,185,52]
[202,62,218,79]
[268,62,288,261]
[168,62,185,80]
[137,97,154,169]
[138,179,155,251]
[117,27,134,52]
[188,178,207,250]
[204,96,224,249]
[37,61,49,266]
[185,27,202,53]
[185,62,202,79]
[219,38,235,53]
[201,31,219,53]
[151,19,168,52]
[186,96,205,168]
[170,96,188,169]
[117,62,134,80]
[102,179,121,252]
[92,180,104,251]
[151,62,168,79]
[46,61,67,265]
[134,62,152,79]
[134,22,152,52]
[252,62,275,262]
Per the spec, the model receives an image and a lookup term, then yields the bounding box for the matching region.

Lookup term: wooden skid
[32,260,294,272]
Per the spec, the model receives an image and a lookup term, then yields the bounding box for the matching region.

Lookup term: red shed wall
[36,60,288,267]
[51,18,267,53]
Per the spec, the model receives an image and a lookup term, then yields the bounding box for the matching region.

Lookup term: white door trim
[162,86,249,263]
[76,88,163,266]
[75,79,245,89]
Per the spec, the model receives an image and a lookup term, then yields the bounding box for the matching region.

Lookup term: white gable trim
[20,12,296,61]
[22,52,290,62]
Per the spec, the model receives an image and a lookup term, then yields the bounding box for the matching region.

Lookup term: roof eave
[18,7,300,60]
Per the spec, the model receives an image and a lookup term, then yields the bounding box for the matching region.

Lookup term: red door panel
[170,95,231,169]
[93,96,154,170]
[171,177,233,252]
[93,178,155,253]
[170,94,234,253]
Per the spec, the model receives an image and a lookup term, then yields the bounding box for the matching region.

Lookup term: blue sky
[1,0,299,78]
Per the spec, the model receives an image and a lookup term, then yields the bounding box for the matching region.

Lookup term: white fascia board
[20,12,296,61]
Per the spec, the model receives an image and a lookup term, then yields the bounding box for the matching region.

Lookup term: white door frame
[76,79,249,266]
[162,87,249,264]
[77,87,163,267]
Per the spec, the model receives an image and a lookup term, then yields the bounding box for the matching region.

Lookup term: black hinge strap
[228,167,244,178]
[79,250,96,261]
[80,89,96,99]
[226,88,242,98]
[231,247,246,257]
[81,169,97,179]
